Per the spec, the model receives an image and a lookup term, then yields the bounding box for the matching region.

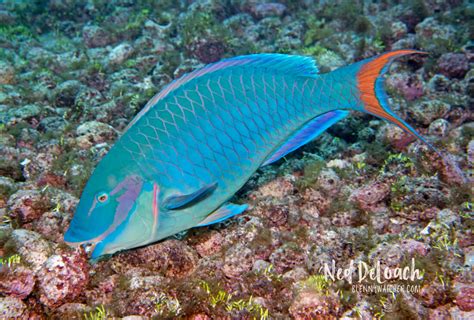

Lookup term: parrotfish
[65,50,437,258]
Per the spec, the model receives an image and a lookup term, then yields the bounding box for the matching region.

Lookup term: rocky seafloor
[0,0,473,319]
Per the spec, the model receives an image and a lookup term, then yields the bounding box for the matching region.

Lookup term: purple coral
[387,74,424,101]
[437,53,469,79]
[349,181,390,212]
[0,266,35,299]
[251,3,287,19]
[190,39,226,64]
[37,250,89,308]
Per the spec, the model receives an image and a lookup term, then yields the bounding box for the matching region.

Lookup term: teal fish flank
[65,50,434,258]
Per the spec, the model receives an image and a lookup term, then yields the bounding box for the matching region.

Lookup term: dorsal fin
[262,110,349,166]
[228,54,319,76]
[124,54,319,131]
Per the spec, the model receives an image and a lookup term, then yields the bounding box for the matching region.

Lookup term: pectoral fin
[163,182,218,210]
[197,203,248,227]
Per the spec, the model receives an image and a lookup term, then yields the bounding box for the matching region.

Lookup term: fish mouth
[63,180,156,259]
[64,227,105,257]
[64,239,99,256]
[64,208,128,257]
[64,218,142,259]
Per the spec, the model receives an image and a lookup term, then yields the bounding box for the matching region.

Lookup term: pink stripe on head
[151,183,160,239]
[87,198,97,217]
[83,176,143,245]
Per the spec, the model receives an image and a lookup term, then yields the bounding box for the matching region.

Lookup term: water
[0,0,472,318]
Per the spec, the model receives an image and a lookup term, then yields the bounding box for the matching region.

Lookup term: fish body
[65,51,432,258]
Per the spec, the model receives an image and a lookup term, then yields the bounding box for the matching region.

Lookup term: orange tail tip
[355,50,442,155]
[356,50,427,127]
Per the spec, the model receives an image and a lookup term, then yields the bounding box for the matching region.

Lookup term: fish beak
[82,242,98,255]
[64,239,98,256]
[64,225,109,258]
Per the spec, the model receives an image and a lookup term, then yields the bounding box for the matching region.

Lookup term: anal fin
[262,110,349,166]
[197,203,248,227]
[164,182,218,210]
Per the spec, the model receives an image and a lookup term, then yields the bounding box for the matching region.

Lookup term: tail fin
[355,50,444,157]
[353,50,467,182]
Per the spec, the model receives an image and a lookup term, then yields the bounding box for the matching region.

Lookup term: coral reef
[0,0,472,318]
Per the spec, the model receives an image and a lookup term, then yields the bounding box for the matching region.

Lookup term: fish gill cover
[0,0,472,319]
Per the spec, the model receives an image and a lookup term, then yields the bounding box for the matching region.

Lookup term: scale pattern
[114,65,356,214]
[65,51,428,258]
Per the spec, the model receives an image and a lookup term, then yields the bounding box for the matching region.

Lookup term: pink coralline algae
[7,189,50,224]
[349,181,390,212]
[191,39,226,64]
[0,296,28,319]
[251,3,287,19]
[453,284,474,312]
[256,176,295,199]
[223,243,254,277]
[53,303,90,320]
[37,249,89,308]
[269,243,305,273]
[192,230,224,257]
[439,155,468,185]
[302,188,331,215]
[428,118,450,137]
[82,25,115,48]
[289,291,342,320]
[399,239,430,256]
[32,211,69,243]
[75,121,118,149]
[387,73,424,101]
[0,266,35,299]
[118,239,198,278]
[84,274,119,307]
[316,169,341,196]
[437,53,470,79]
[377,123,415,151]
[9,229,53,273]
[258,204,289,227]
[417,281,449,308]
[188,313,211,320]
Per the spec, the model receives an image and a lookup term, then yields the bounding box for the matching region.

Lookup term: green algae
[116,8,151,38]
[196,279,270,319]
[301,44,330,58]
[406,0,429,21]
[3,122,29,140]
[83,305,108,320]
[181,11,229,47]
[124,59,138,69]
[295,158,326,191]
[354,16,372,34]
[380,153,415,175]
[153,293,182,318]
[0,25,34,41]
[320,0,364,28]
[303,17,333,46]
[298,274,331,294]
[0,253,21,268]
[0,0,470,318]
[0,179,17,200]
[51,148,95,195]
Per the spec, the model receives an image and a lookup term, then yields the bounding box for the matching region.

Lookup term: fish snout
[64,228,98,255]
[64,239,98,256]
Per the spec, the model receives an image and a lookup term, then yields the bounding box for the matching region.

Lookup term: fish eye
[97,193,109,203]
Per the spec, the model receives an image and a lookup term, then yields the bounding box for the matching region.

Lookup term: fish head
[64,170,160,258]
